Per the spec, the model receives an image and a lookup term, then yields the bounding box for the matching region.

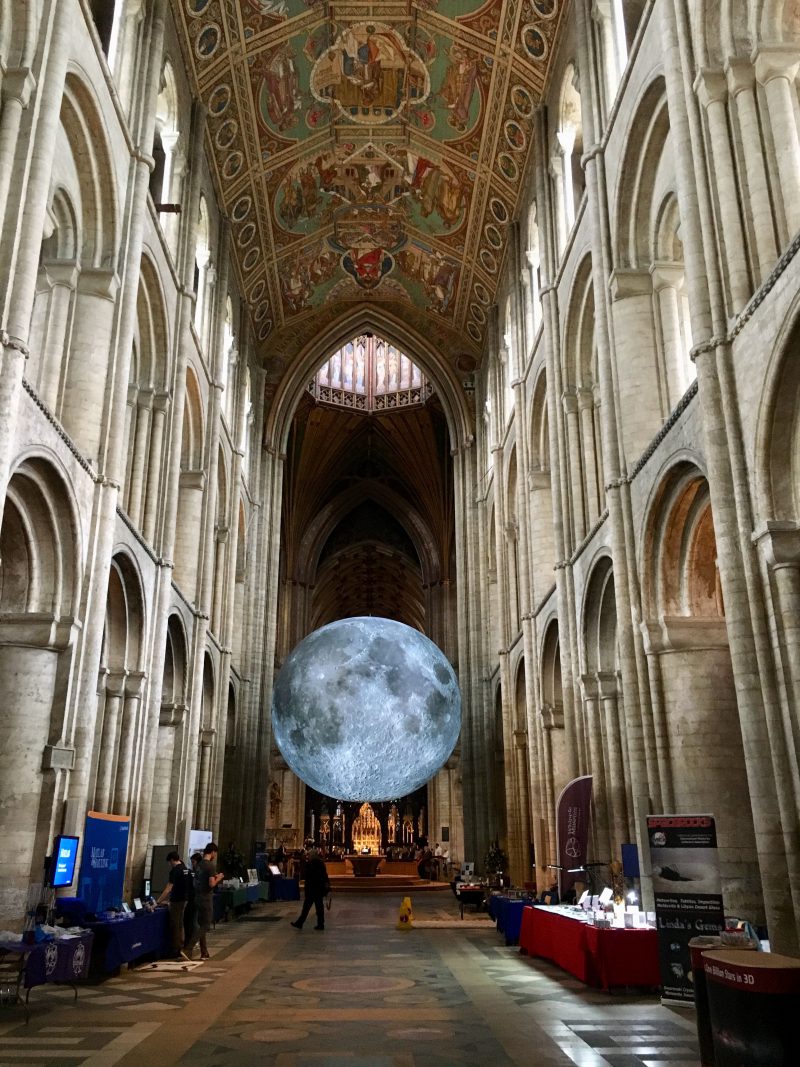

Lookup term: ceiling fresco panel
[172,0,566,366]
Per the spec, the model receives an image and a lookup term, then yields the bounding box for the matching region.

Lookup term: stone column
[580,675,611,859]
[212,525,229,636]
[754,47,800,238]
[562,389,586,543]
[651,262,689,410]
[194,727,215,830]
[127,388,153,525]
[94,670,127,814]
[577,387,600,525]
[142,391,169,544]
[694,69,751,311]
[0,616,76,928]
[33,263,78,412]
[597,671,628,853]
[113,671,146,815]
[725,59,779,280]
[173,470,206,600]
[0,67,36,225]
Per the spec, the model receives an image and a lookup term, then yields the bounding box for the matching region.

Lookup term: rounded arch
[0,455,80,617]
[582,553,618,674]
[540,616,563,713]
[103,551,146,671]
[60,69,118,269]
[263,307,473,455]
[163,612,188,705]
[642,460,723,620]
[562,254,595,387]
[528,367,550,470]
[757,294,800,520]
[181,365,205,469]
[613,77,671,269]
[135,253,170,390]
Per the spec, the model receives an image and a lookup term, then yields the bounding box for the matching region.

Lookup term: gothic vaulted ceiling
[173,0,565,365]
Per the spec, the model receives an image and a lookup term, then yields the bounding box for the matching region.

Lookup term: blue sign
[77,812,130,914]
[51,835,80,887]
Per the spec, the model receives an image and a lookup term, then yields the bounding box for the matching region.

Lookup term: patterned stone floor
[0,896,699,1066]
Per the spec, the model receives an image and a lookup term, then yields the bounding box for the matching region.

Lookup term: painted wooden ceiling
[173,0,564,365]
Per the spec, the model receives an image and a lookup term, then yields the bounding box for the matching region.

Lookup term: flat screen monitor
[268,865,282,877]
[143,878,151,899]
[49,835,80,888]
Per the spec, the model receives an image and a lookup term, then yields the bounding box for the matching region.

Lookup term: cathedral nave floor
[0,896,699,1066]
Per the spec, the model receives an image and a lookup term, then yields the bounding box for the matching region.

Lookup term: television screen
[50,835,80,888]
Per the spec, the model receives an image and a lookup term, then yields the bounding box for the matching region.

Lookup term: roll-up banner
[77,811,130,915]
[647,813,725,1003]
[555,774,593,897]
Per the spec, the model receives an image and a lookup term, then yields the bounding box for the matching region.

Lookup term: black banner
[647,814,725,1003]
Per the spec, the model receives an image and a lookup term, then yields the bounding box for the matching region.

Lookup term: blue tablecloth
[86,908,170,972]
[271,877,300,901]
[489,896,530,945]
[0,932,94,988]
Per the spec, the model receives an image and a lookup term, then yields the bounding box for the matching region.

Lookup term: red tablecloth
[519,906,660,990]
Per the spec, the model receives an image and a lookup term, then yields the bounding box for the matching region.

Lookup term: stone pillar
[597,671,628,854]
[142,391,169,544]
[580,676,611,859]
[0,616,76,928]
[694,69,751,311]
[94,670,127,814]
[0,67,36,225]
[29,262,78,411]
[194,727,215,829]
[173,470,206,599]
[754,48,800,239]
[651,262,689,410]
[127,389,153,525]
[212,525,229,636]
[726,60,779,280]
[577,387,600,525]
[113,671,146,815]
[562,389,586,543]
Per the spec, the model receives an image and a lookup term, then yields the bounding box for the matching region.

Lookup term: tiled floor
[0,896,699,1066]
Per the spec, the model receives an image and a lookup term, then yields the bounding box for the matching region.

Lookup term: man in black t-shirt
[183,842,224,960]
[156,850,193,957]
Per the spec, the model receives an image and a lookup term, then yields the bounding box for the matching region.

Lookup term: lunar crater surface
[271,616,461,800]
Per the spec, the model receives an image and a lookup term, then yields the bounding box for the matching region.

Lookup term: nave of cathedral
[3,0,800,1050]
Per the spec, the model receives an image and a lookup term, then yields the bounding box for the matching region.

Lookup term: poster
[555,774,593,896]
[77,811,130,915]
[647,813,725,1003]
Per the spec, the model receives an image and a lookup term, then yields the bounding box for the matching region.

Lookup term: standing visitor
[183,842,224,960]
[291,848,330,931]
[156,850,193,958]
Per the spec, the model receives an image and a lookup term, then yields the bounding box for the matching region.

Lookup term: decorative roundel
[250,278,266,302]
[511,84,535,118]
[532,0,558,19]
[474,281,491,305]
[237,221,256,247]
[254,301,270,322]
[467,321,483,343]
[480,248,498,274]
[469,303,486,325]
[485,223,503,250]
[521,24,548,62]
[242,246,260,272]
[232,194,251,222]
[490,197,509,224]
[222,151,243,179]
[497,152,519,184]
[505,120,527,152]
[258,321,273,341]
[186,0,211,16]
[195,24,220,60]
[208,84,231,116]
[215,119,238,150]
[455,353,478,374]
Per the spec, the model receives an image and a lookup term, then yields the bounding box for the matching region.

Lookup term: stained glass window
[309,334,431,413]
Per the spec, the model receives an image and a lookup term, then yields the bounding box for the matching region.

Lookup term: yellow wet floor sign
[396,895,414,929]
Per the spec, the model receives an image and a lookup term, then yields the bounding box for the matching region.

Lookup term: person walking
[156,850,193,958]
[183,842,224,960]
[291,848,329,931]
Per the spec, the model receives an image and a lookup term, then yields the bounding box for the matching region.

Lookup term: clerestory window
[308,334,432,413]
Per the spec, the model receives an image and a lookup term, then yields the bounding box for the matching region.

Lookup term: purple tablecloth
[0,932,94,988]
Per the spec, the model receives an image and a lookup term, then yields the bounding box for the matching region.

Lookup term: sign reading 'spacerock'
[647,814,725,1003]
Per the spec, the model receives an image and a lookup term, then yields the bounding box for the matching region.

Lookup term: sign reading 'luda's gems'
[271,617,461,801]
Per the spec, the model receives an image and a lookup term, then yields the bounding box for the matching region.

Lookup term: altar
[347,854,384,877]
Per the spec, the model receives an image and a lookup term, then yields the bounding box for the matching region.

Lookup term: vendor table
[453,883,486,918]
[519,905,660,990]
[0,931,94,1013]
[86,909,170,974]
